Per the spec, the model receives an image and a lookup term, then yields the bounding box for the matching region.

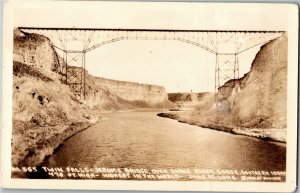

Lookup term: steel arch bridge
[18,27,283,100]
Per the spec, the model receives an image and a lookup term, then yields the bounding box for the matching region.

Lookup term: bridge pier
[64,51,87,100]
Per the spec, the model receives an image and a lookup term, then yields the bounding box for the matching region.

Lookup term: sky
[86,40,216,92]
[83,39,260,93]
[12,1,289,93]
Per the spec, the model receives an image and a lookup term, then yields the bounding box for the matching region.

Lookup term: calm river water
[44,111,286,173]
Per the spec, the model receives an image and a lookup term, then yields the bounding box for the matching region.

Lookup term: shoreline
[12,108,169,169]
[12,109,285,170]
[157,112,286,144]
[12,109,286,178]
[12,119,99,169]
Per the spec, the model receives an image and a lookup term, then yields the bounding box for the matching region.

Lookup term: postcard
[1,0,298,192]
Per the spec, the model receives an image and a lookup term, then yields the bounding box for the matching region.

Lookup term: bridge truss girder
[19,27,283,99]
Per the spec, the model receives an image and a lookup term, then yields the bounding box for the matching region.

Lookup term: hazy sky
[84,39,260,93]
[12,1,289,92]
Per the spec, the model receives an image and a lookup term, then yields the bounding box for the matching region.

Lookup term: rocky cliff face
[12,29,99,167]
[214,33,287,128]
[66,66,173,110]
[168,92,215,110]
[13,30,63,74]
[158,33,288,142]
[12,29,173,167]
[168,92,208,102]
[92,77,168,103]
[14,29,172,110]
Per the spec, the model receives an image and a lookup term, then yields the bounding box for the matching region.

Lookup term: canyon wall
[13,30,63,74]
[168,92,214,103]
[158,33,288,142]
[214,33,287,128]
[12,29,99,166]
[182,33,288,129]
[14,29,172,110]
[12,29,174,167]
[92,77,168,103]
[168,92,215,110]
[66,66,173,110]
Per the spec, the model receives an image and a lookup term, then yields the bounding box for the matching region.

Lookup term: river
[43,111,286,181]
